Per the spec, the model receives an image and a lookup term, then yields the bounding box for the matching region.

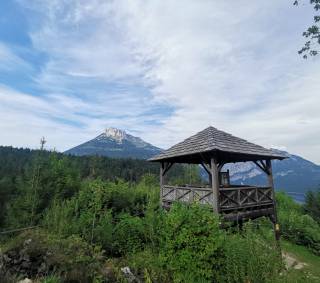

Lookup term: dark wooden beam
[260,160,268,171]
[201,162,212,186]
[218,162,225,172]
[223,207,274,222]
[162,162,173,176]
[253,161,267,174]
[200,162,211,175]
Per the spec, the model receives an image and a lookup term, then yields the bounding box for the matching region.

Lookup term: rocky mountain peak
[104,127,127,143]
[65,127,162,159]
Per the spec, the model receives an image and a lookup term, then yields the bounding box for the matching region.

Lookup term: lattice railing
[161,185,213,206]
[161,185,273,212]
[219,186,273,211]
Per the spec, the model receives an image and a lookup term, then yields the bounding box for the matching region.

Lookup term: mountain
[65,128,162,159]
[223,150,320,193]
[66,129,320,194]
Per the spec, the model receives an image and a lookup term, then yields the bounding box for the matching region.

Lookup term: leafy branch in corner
[294,0,320,58]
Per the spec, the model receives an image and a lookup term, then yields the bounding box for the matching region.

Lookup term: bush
[112,214,146,255]
[304,189,320,223]
[124,248,170,283]
[42,275,62,283]
[43,179,156,255]
[1,229,104,283]
[277,192,320,255]
[158,203,225,282]
[125,204,282,283]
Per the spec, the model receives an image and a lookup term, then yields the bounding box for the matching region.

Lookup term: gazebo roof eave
[148,149,287,164]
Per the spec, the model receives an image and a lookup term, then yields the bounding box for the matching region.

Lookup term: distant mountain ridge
[224,150,320,193]
[66,128,320,193]
[65,127,162,159]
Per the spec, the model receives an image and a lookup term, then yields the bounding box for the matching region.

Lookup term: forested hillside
[0,146,160,183]
[0,146,320,282]
[0,146,199,229]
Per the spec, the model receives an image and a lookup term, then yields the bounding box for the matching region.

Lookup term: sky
[0,1,319,164]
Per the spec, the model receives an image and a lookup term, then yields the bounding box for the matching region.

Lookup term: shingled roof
[149,126,287,163]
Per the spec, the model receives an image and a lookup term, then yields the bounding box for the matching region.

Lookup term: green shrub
[42,275,62,283]
[277,192,320,255]
[158,203,225,282]
[124,204,283,283]
[112,213,146,255]
[42,199,77,237]
[2,229,104,283]
[125,248,171,283]
[43,179,155,256]
[104,180,149,216]
[304,189,320,223]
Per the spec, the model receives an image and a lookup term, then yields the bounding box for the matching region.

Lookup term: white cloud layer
[1,0,320,163]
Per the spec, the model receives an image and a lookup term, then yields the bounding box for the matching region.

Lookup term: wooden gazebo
[149,126,286,239]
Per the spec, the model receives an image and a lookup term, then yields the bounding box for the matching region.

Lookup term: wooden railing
[161,185,213,206]
[161,185,273,212]
[219,186,273,211]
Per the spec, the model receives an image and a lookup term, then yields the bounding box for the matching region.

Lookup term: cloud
[0,83,167,151]
[0,43,31,72]
[106,1,320,162]
[2,0,320,163]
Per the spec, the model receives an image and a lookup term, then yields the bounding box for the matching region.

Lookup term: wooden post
[266,159,281,242]
[160,162,164,207]
[211,157,220,213]
[160,162,172,207]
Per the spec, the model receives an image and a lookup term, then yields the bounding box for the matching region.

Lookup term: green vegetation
[282,240,320,282]
[294,0,320,59]
[304,189,320,223]
[0,146,319,282]
[277,192,320,255]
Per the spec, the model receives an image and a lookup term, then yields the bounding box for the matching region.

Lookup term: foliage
[42,178,159,257]
[112,213,146,255]
[42,275,62,283]
[294,0,320,58]
[2,229,104,283]
[168,164,203,186]
[0,146,187,232]
[158,203,225,282]
[1,147,320,282]
[221,223,283,283]
[5,153,81,229]
[42,182,284,282]
[124,205,283,283]
[277,192,320,255]
[304,189,320,223]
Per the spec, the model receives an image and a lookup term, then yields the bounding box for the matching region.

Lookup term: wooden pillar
[211,157,220,213]
[160,162,173,207]
[160,162,165,207]
[209,173,212,187]
[266,159,281,242]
